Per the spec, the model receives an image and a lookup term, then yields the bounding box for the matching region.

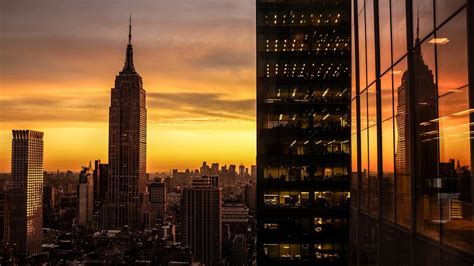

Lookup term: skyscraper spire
[122,13,136,73]
[129,13,132,45]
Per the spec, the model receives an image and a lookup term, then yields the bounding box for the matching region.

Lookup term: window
[378,0,392,74]
[412,0,434,42]
[381,118,395,222]
[391,0,407,63]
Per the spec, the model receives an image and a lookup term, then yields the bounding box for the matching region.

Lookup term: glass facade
[10,130,44,257]
[351,0,474,264]
[256,0,351,264]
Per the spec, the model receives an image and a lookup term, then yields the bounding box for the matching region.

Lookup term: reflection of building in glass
[9,130,44,257]
[256,0,351,264]
[101,17,151,229]
[351,0,474,264]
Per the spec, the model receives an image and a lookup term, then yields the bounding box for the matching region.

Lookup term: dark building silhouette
[101,17,150,229]
[256,0,351,263]
[0,188,7,241]
[148,180,166,224]
[9,130,44,257]
[181,176,221,266]
[351,0,474,264]
[93,160,108,205]
[78,163,94,226]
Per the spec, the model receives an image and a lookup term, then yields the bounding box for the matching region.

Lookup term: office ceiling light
[429,37,449,45]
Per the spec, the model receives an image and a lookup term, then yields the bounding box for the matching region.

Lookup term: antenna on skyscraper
[129,13,132,45]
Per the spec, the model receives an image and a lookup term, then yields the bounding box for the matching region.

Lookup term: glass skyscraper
[256,0,351,264]
[351,0,474,264]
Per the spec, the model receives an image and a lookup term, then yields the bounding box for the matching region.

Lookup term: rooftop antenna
[129,13,132,45]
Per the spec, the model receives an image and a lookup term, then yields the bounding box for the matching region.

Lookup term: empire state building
[101,17,151,229]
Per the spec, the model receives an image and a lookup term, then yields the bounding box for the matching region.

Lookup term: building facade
[9,130,44,256]
[181,176,221,266]
[256,0,351,264]
[149,180,166,224]
[350,0,474,264]
[101,18,150,229]
[78,163,94,226]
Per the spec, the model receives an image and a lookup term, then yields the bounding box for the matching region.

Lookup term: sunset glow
[0,0,256,172]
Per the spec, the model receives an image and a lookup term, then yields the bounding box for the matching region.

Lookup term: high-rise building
[238,164,245,178]
[102,17,149,229]
[77,163,94,226]
[350,0,474,264]
[93,160,108,205]
[222,203,249,237]
[181,176,222,266]
[256,0,351,263]
[211,163,219,175]
[250,165,256,179]
[9,130,44,256]
[232,234,247,266]
[244,182,256,212]
[149,180,166,224]
[43,184,55,228]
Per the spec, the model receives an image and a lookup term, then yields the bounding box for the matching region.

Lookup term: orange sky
[0,0,256,172]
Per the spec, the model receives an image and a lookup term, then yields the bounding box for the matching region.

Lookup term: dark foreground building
[101,17,151,229]
[256,0,351,264]
[350,0,474,264]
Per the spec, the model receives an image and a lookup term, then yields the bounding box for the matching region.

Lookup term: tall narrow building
[9,130,44,256]
[77,162,94,226]
[101,17,149,229]
[256,0,351,264]
[181,176,222,266]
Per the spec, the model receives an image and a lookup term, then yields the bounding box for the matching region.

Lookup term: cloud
[148,92,255,123]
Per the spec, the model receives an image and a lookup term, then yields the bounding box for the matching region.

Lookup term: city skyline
[0,0,256,172]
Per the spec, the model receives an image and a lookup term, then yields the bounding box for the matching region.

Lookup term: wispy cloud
[148,92,255,123]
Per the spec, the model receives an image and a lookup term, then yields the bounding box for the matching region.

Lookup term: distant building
[250,165,256,179]
[77,163,94,226]
[163,176,174,193]
[43,184,56,228]
[9,130,44,256]
[0,188,7,241]
[211,163,219,175]
[222,203,249,237]
[93,160,108,206]
[232,234,247,266]
[149,180,166,224]
[243,182,256,211]
[238,164,245,178]
[228,165,236,177]
[181,176,221,266]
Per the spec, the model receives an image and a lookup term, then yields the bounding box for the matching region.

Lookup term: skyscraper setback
[256,0,351,263]
[9,130,44,256]
[101,17,150,229]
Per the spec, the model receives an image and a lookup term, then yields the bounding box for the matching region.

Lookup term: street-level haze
[0,0,256,172]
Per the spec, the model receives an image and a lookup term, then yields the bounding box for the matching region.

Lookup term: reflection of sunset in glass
[0,1,256,172]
